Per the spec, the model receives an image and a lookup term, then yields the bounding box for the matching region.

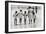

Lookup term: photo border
[5,1,45,33]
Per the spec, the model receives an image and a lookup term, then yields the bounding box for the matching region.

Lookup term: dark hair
[15,11,17,14]
[20,10,22,12]
[32,11,35,15]
[28,6,31,9]
[24,11,26,14]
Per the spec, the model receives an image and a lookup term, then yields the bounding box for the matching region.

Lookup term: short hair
[20,10,22,12]
[15,11,17,14]
[24,11,26,14]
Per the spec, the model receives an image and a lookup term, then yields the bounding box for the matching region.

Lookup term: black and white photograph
[5,1,45,33]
